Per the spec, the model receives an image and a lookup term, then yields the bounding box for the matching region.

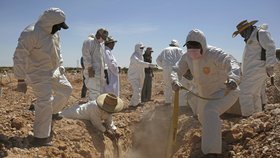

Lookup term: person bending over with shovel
[171,29,241,157]
[59,93,123,138]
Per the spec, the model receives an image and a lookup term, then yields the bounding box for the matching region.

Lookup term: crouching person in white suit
[59,93,124,138]
[171,29,241,157]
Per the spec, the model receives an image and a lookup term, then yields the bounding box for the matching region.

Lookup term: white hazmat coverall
[13,8,73,138]
[171,29,241,154]
[82,35,106,101]
[104,46,119,96]
[60,101,116,132]
[239,27,277,116]
[156,46,183,104]
[128,43,152,106]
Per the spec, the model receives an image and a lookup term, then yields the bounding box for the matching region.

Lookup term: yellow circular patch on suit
[203,67,210,75]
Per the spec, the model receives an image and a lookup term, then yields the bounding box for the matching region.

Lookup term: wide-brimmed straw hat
[96,93,124,113]
[96,28,109,40]
[232,20,258,37]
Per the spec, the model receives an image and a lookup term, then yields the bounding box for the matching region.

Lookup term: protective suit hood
[186,29,207,54]
[134,42,145,56]
[36,8,66,34]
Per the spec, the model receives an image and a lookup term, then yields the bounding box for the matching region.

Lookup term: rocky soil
[0,65,280,158]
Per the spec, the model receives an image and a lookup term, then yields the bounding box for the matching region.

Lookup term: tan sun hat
[96,93,124,113]
[96,28,109,40]
[145,47,153,52]
[105,36,117,44]
[232,20,258,37]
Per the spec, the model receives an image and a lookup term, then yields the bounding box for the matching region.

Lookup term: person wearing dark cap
[82,28,109,101]
[172,29,241,156]
[232,20,277,117]
[59,93,124,138]
[104,36,119,96]
[141,47,154,102]
[13,8,73,146]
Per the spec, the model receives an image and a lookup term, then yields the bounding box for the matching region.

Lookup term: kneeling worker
[59,93,124,137]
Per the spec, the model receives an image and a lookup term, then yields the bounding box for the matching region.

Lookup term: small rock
[262,146,269,153]
[10,118,24,130]
[271,108,280,115]
[78,149,92,158]
[252,112,266,119]
[264,122,273,131]
[243,125,255,138]
[229,150,235,156]
[57,141,67,150]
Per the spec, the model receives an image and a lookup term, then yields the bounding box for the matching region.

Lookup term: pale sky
[0,0,279,67]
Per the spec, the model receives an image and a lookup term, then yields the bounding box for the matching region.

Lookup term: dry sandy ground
[0,67,280,158]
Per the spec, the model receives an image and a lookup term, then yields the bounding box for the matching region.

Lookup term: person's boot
[137,103,145,107]
[29,99,37,111]
[262,104,266,110]
[52,113,63,121]
[29,104,35,111]
[30,137,52,147]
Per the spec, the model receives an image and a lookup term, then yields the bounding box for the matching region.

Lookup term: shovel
[165,90,179,158]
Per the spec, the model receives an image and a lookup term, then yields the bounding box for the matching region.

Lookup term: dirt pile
[0,66,280,158]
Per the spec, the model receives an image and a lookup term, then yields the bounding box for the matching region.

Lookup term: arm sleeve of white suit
[258,30,277,67]
[59,53,63,66]
[210,47,241,84]
[90,112,106,133]
[56,34,64,66]
[171,53,189,83]
[175,49,184,62]
[82,39,94,69]
[44,33,61,69]
[131,53,151,68]
[105,50,119,76]
[156,52,163,67]
[13,32,35,80]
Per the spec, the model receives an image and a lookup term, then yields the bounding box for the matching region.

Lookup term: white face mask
[98,38,104,43]
[187,49,202,60]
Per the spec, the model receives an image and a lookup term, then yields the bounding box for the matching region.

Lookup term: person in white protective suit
[13,8,73,146]
[127,42,157,107]
[59,93,123,138]
[171,29,241,156]
[156,40,184,105]
[104,36,119,96]
[82,28,109,101]
[232,20,277,117]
